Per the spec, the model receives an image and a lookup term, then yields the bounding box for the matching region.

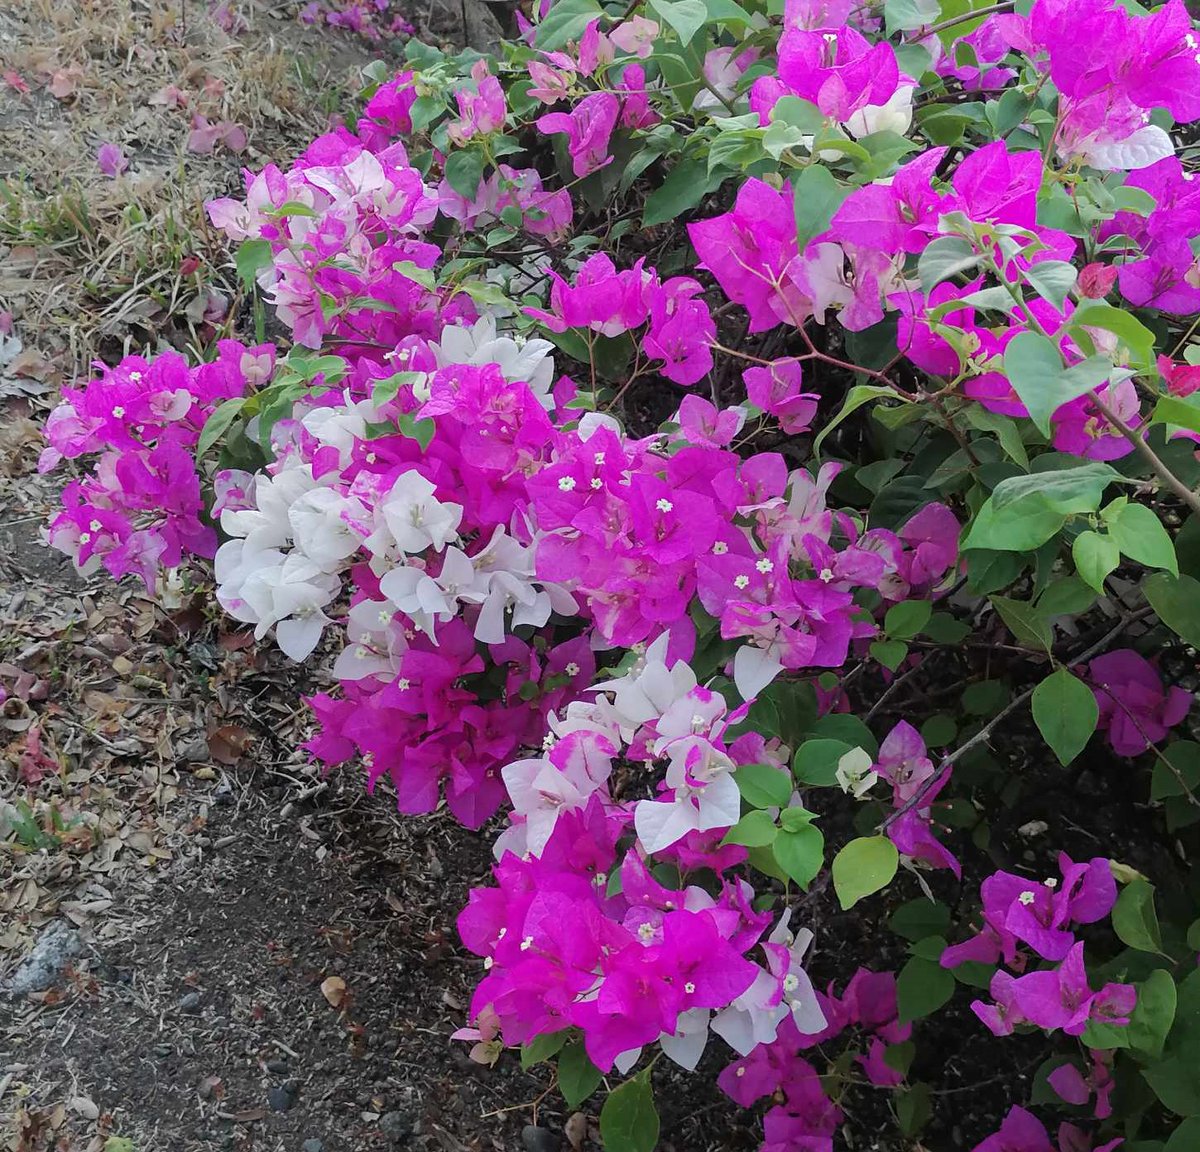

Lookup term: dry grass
[0,0,373,376]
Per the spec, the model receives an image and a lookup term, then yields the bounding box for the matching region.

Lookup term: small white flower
[734,574,750,590]
[713,541,728,555]
[655,498,673,513]
[1018,891,1036,906]
[558,476,577,491]
[755,558,774,574]
[835,746,878,800]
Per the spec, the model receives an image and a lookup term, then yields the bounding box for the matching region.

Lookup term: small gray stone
[522,1125,559,1152]
[177,737,211,763]
[266,1057,288,1074]
[302,1140,323,1152]
[379,1111,413,1143]
[3,921,83,996]
[178,991,203,1013]
[267,1085,296,1112]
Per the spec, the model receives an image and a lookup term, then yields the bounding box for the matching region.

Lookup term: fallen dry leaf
[565,1112,588,1151]
[207,724,252,764]
[320,975,347,1008]
[47,66,83,99]
[69,1096,100,1120]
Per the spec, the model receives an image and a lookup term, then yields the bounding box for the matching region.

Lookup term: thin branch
[917,1,1014,39]
[1086,388,1200,518]
[879,605,1155,832]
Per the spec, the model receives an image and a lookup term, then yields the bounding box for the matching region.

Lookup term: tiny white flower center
[558,476,576,491]
[734,574,750,590]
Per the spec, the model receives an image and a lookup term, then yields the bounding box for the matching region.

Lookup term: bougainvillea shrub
[41,0,1200,1146]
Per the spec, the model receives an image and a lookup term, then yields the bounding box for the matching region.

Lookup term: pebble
[522,1124,559,1152]
[266,1057,288,1074]
[178,991,203,1013]
[379,1111,413,1143]
[267,1084,296,1112]
[2,921,83,996]
[302,1141,324,1152]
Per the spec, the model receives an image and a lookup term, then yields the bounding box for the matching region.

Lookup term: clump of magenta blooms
[41,0,1200,1146]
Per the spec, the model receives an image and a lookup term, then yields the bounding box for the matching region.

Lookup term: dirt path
[0,5,541,1150]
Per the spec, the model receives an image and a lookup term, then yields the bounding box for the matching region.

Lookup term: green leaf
[1153,394,1200,437]
[535,0,603,48]
[992,463,1122,515]
[721,809,779,848]
[371,370,422,408]
[600,1073,660,1152]
[1128,970,1177,1060]
[1031,668,1099,765]
[1023,260,1078,310]
[917,235,979,293]
[1003,331,1112,437]
[1107,502,1179,575]
[870,639,908,670]
[558,1040,604,1108]
[885,600,932,641]
[1068,301,1157,375]
[792,164,850,252]
[1073,530,1121,593]
[963,405,1030,469]
[832,835,899,910]
[813,384,899,458]
[923,613,971,643]
[643,157,716,227]
[701,0,753,25]
[1113,878,1163,955]
[884,0,938,32]
[197,397,246,458]
[810,713,879,756]
[889,900,951,942]
[734,763,793,809]
[444,148,486,200]
[964,466,1120,553]
[521,1031,568,1069]
[773,823,824,889]
[990,595,1053,653]
[650,0,708,44]
[1144,572,1200,648]
[235,238,273,288]
[398,413,436,451]
[897,955,956,1024]
[1166,1118,1200,1150]
[1145,1058,1200,1116]
[896,1082,933,1137]
[1036,575,1097,618]
[1151,742,1200,801]
[793,739,854,786]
